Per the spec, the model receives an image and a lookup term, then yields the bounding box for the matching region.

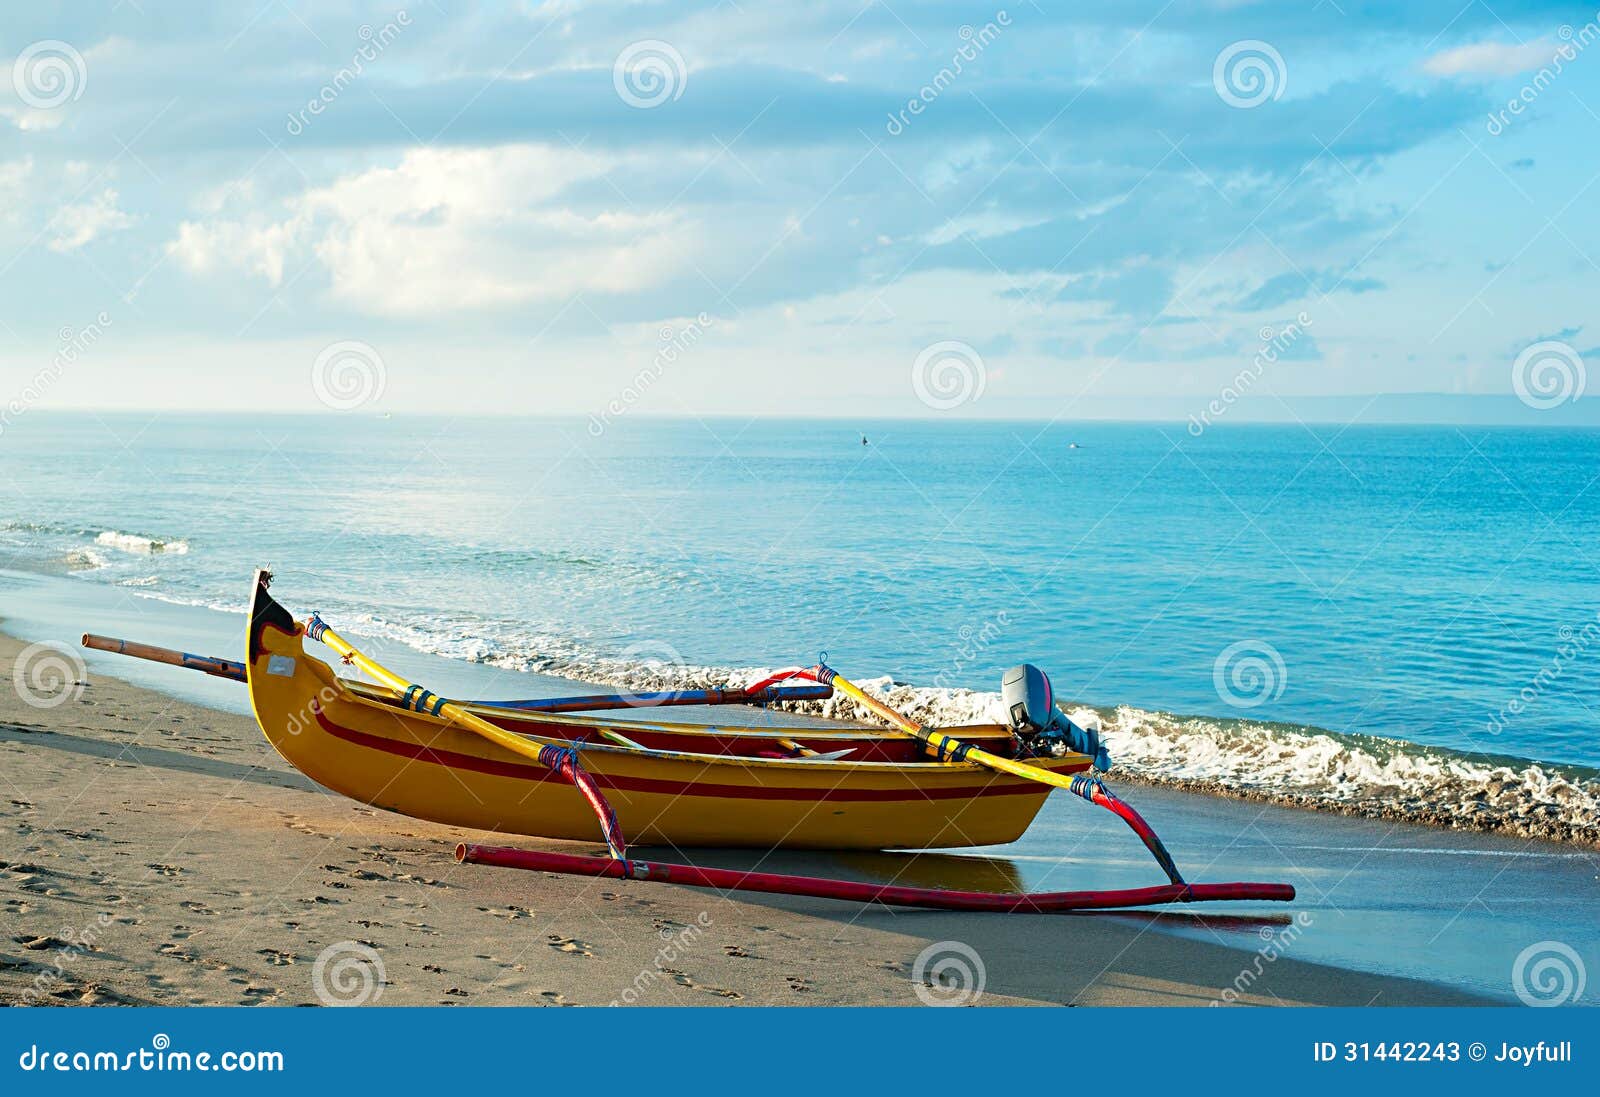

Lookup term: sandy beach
[2,630,1518,1008]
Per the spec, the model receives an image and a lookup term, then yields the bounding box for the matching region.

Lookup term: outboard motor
[1001,664,1110,771]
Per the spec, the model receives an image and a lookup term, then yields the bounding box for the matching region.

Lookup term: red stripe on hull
[312,707,1069,803]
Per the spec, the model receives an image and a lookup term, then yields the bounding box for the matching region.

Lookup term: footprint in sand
[545,935,594,956]
[16,934,76,952]
[785,976,813,993]
[538,990,571,1006]
[146,863,183,877]
[723,945,756,959]
[482,905,533,921]
[180,900,215,916]
[422,963,445,974]
[256,949,296,966]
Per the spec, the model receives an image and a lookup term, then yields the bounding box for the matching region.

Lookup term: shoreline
[0,629,1515,1007]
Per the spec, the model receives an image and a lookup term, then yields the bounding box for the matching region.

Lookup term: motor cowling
[1000,664,1110,771]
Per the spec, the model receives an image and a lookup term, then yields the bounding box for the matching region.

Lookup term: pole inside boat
[81,632,832,712]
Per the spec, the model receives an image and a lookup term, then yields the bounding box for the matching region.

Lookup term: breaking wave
[94,530,189,555]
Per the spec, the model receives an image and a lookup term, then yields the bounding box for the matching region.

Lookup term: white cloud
[165,145,700,314]
[48,188,137,251]
[167,215,304,285]
[1422,40,1555,78]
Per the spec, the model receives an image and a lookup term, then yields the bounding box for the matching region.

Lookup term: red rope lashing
[536,744,631,868]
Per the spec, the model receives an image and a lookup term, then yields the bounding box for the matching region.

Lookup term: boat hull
[246,607,1090,850]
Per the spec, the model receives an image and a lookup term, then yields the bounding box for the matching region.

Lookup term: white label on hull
[267,655,296,677]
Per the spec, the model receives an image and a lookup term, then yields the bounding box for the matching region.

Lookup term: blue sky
[2,1,1598,419]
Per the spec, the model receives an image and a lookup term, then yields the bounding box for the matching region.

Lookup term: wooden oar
[82,633,246,682]
[301,615,630,863]
[755,663,1189,886]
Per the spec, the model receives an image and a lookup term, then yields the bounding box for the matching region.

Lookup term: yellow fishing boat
[244,571,1094,850]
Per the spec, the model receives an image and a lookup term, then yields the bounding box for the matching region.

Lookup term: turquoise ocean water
[2,412,1597,841]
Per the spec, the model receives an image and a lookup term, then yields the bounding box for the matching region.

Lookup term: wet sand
[0,631,1514,1006]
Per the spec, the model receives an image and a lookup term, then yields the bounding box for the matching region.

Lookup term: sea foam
[94,530,190,555]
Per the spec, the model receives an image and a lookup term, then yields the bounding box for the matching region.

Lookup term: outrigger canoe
[243,574,1096,850]
[79,571,1294,912]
